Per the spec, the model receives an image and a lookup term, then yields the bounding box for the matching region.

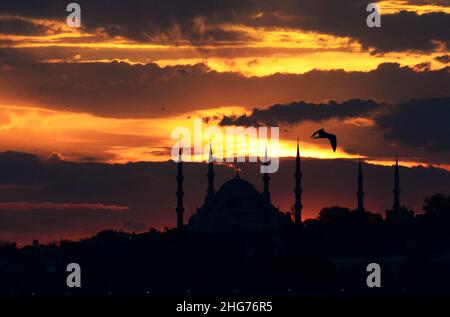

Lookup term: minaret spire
[294,138,302,224]
[393,154,401,211]
[206,141,215,200]
[357,158,365,212]
[262,143,271,203]
[176,145,184,228]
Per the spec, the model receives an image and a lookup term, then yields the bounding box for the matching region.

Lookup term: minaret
[262,144,271,203]
[206,142,215,201]
[294,139,302,224]
[393,154,401,211]
[357,158,365,212]
[176,146,184,228]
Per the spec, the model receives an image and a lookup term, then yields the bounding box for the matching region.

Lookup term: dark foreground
[1,194,450,297]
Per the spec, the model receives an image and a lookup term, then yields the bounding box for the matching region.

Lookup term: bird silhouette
[311,128,337,152]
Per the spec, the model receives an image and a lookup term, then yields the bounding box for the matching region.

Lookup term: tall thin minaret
[357,158,365,212]
[176,146,184,228]
[262,144,271,203]
[294,139,302,224]
[393,154,401,211]
[206,141,215,201]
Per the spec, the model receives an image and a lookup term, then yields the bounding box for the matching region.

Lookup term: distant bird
[311,128,337,152]
[162,106,166,111]
[176,69,187,75]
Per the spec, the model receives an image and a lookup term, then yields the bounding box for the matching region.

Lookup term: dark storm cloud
[0,0,256,44]
[248,1,450,53]
[219,99,381,126]
[0,56,448,118]
[0,151,448,245]
[219,96,450,153]
[0,0,448,52]
[0,16,47,36]
[376,97,450,152]
[0,47,35,64]
[359,11,449,53]
[435,55,450,64]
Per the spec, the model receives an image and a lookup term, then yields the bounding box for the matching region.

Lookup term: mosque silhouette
[175,140,407,230]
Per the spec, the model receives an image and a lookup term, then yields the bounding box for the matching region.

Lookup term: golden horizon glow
[154,51,447,76]
[0,104,447,171]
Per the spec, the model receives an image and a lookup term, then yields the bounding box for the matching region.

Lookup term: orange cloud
[1,14,447,76]
[379,0,450,14]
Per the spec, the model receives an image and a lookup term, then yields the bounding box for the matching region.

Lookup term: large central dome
[189,172,290,231]
[185,140,300,230]
[217,176,258,196]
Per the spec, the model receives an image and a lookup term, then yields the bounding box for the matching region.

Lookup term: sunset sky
[0,0,448,244]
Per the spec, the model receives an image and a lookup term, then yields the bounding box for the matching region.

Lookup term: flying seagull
[311,128,337,152]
